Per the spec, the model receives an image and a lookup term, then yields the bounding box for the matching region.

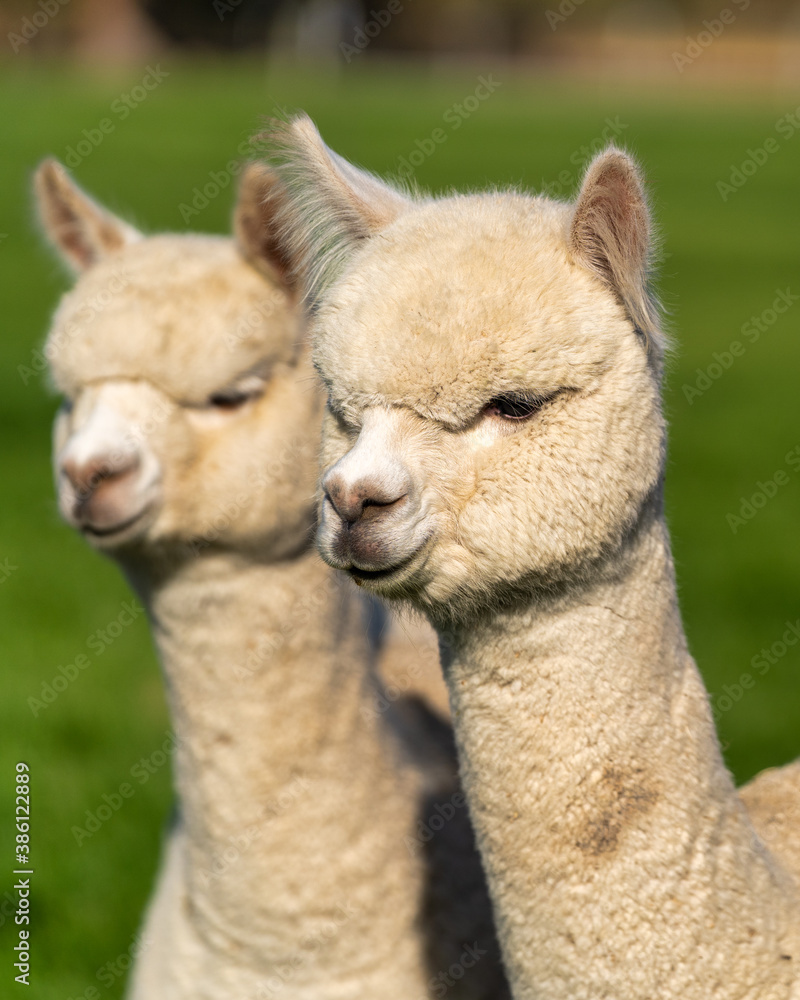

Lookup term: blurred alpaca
[35,159,506,1000]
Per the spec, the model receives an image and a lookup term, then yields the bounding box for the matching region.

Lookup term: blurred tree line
[1,0,798,60]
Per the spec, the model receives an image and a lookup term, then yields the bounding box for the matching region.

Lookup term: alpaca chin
[77,500,157,548]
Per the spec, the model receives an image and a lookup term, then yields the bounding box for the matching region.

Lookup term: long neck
[126,546,425,976]
[440,517,799,1000]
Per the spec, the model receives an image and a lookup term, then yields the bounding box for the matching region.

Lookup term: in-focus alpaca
[35,159,506,1000]
[262,115,800,1000]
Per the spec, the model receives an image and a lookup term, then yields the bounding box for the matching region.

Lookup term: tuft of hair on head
[569,146,666,364]
[33,158,142,274]
[253,114,412,306]
[233,161,298,293]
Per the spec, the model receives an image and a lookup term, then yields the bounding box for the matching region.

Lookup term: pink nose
[323,474,408,525]
[62,455,140,501]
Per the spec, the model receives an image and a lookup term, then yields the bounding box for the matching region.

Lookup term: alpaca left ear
[569,147,663,357]
[33,158,141,274]
[256,115,412,303]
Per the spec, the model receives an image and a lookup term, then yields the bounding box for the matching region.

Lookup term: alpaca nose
[323,474,408,525]
[62,454,140,501]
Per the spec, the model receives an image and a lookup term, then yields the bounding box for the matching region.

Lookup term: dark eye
[483,394,548,421]
[206,375,266,411]
[208,390,250,410]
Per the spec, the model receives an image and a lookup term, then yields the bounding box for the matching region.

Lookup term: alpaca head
[36,159,320,564]
[265,117,667,620]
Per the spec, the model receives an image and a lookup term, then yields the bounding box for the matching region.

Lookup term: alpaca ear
[233,162,297,292]
[569,147,662,356]
[258,115,411,302]
[33,159,141,274]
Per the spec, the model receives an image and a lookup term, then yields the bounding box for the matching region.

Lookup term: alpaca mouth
[80,505,153,546]
[349,563,404,582]
[347,538,431,589]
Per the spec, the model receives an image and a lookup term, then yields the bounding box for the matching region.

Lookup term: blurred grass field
[1,57,799,998]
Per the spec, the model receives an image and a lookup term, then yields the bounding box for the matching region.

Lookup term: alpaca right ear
[258,115,411,302]
[569,147,663,358]
[233,162,297,292]
[33,159,141,274]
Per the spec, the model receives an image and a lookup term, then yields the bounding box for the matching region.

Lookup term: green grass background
[0,57,799,997]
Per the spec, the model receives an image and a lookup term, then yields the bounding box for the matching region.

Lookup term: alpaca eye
[207,375,266,411]
[484,395,547,421]
[208,390,250,410]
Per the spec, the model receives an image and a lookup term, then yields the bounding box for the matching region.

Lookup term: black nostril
[324,486,347,522]
[360,494,408,518]
[362,495,405,509]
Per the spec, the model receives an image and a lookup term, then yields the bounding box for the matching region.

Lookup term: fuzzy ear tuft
[33,159,141,274]
[234,162,297,291]
[255,115,412,303]
[569,147,663,358]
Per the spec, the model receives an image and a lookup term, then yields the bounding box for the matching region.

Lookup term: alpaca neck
[439,516,799,1000]
[125,546,424,979]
